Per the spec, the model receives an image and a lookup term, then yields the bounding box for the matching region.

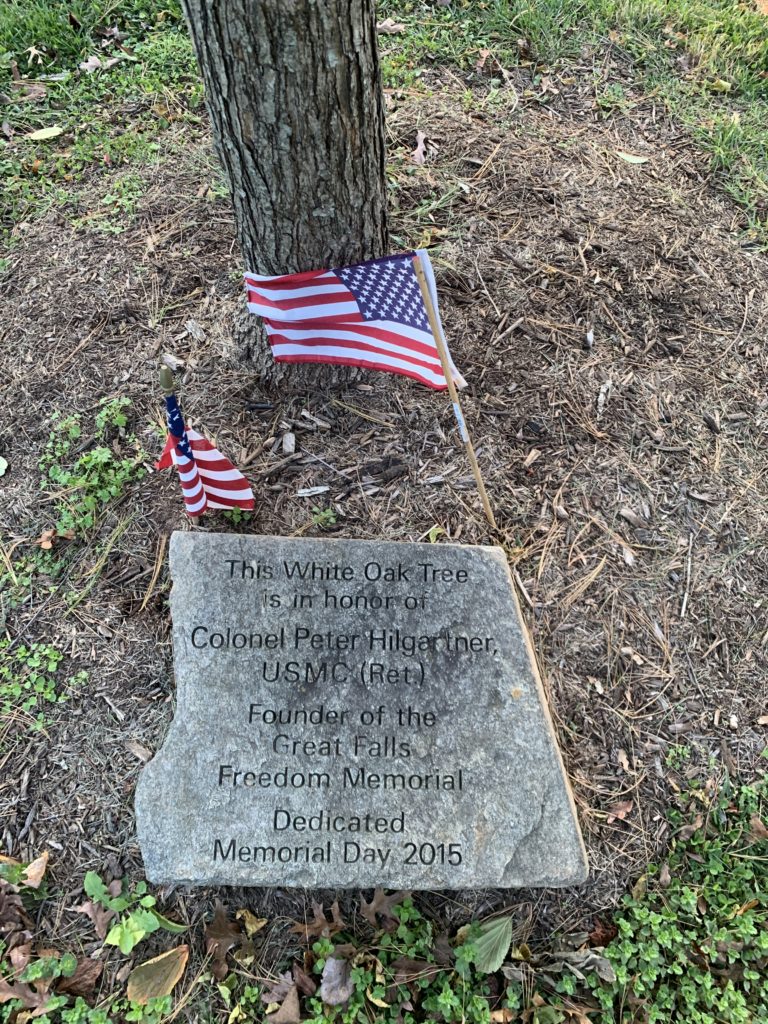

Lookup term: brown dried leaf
[319,957,354,1006]
[10,79,47,102]
[387,957,433,984]
[360,888,409,929]
[56,958,103,997]
[411,130,427,165]
[677,812,704,841]
[605,800,633,824]
[75,899,115,941]
[292,962,317,997]
[588,918,617,946]
[289,899,346,940]
[22,851,48,890]
[270,985,300,1024]
[376,18,405,34]
[261,971,294,1005]
[0,977,52,1013]
[749,813,768,842]
[126,945,189,1004]
[205,902,242,980]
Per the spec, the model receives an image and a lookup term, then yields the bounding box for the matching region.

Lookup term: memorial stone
[136,532,588,888]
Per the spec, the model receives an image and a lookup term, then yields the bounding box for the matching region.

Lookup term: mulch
[1,59,767,995]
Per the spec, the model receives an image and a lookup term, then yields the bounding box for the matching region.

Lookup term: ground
[1,3,767,1022]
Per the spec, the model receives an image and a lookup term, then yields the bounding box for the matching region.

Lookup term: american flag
[155,394,255,516]
[244,249,465,390]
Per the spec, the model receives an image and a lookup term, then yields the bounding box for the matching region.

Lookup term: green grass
[0,1,199,239]
[379,0,768,237]
[0,0,184,79]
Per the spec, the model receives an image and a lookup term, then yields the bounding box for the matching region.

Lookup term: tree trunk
[180,0,389,381]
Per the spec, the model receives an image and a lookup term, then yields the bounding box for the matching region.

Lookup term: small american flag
[156,394,255,516]
[244,249,465,390]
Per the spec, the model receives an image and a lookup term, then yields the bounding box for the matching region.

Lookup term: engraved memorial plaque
[136,532,588,888]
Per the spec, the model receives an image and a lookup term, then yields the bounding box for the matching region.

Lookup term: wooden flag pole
[413,255,498,530]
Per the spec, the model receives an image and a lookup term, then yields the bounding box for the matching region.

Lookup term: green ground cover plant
[38,399,147,534]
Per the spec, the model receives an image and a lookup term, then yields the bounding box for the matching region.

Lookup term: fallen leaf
[0,976,52,1014]
[616,151,649,164]
[411,130,427,165]
[125,738,152,762]
[79,55,103,73]
[235,908,268,938]
[677,812,704,841]
[56,957,103,997]
[523,447,542,468]
[11,80,47,102]
[205,903,242,980]
[606,800,633,824]
[366,987,390,1008]
[319,957,354,1006]
[269,985,300,1024]
[475,48,492,73]
[292,962,317,996]
[360,889,409,929]
[289,899,346,940]
[126,945,189,1004]
[749,813,768,842]
[261,972,294,1005]
[618,507,644,528]
[377,18,405,34]
[472,916,514,973]
[632,873,648,900]
[75,900,115,940]
[25,125,63,141]
[588,918,617,946]
[21,851,48,889]
[387,957,434,984]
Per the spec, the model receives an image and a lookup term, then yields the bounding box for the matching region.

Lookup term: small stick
[413,255,497,529]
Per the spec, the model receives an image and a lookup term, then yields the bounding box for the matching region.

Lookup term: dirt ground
[1,61,767,983]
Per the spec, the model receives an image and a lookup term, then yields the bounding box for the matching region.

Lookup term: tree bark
[180,0,389,380]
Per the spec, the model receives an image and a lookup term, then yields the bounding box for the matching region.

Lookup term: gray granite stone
[135,532,588,888]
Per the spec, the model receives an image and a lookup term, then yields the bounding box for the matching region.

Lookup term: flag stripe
[247,298,361,321]
[266,332,443,375]
[264,321,445,363]
[245,288,353,312]
[271,344,447,388]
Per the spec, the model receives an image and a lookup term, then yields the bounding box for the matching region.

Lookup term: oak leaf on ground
[205,902,242,980]
[360,888,410,929]
[289,899,346,940]
[268,984,301,1024]
[260,972,294,1005]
